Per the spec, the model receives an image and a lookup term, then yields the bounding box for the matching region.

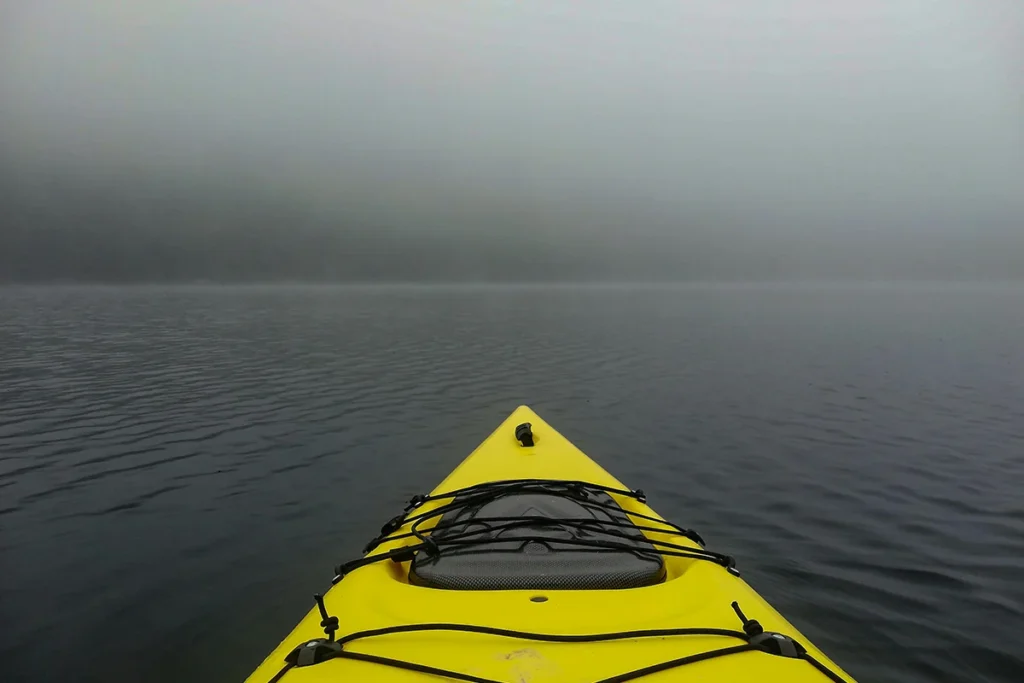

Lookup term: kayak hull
[244,406,854,683]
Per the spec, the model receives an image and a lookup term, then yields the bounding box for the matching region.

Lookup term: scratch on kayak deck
[496,648,561,682]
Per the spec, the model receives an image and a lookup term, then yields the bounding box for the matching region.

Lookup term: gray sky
[1,0,1022,281]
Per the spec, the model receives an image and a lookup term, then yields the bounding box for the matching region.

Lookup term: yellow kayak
[245,406,855,683]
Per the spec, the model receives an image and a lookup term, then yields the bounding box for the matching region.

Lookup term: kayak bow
[245,406,855,683]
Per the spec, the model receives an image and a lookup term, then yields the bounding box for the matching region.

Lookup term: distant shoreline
[3,280,1023,289]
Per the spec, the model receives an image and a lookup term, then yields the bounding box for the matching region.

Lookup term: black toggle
[314,593,339,642]
[749,631,807,658]
[404,494,427,511]
[731,601,763,636]
[515,422,535,447]
[633,488,647,503]
[731,600,805,656]
[380,514,406,536]
[286,638,342,667]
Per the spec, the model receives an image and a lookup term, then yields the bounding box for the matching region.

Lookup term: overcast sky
[1,0,1022,281]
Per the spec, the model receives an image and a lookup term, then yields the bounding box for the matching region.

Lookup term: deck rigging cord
[338,479,731,583]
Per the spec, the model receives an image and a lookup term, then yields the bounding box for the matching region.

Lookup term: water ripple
[2,284,1023,683]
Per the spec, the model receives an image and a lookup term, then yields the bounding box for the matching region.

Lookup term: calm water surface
[1,284,1023,683]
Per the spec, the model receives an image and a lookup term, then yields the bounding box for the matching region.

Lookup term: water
[2,283,1023,683]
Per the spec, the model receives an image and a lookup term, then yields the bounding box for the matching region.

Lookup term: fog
[1,0,1022,282]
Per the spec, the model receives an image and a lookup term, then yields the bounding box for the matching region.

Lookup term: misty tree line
[1,164,1020,283]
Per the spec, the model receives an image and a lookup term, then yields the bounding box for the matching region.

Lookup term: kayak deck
[244,406,854,683]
